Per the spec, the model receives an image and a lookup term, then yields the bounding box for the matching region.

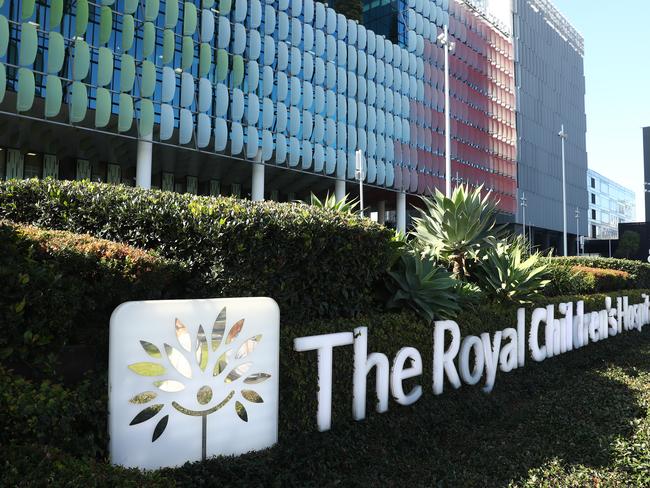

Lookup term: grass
[5,328,650,487]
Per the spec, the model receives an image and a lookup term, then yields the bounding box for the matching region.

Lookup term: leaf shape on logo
[152,414,169,442]
[211,307,227,351]
[225,362,252,383]
[140,340,162,358]
[129,404,163,425]
[235,334,262,360]
[153,380,185,392]
[164,344,192,379]
[128,362,166,376]
[244,372,271,384]
[213,349,231,377]
[225,319,244,345]
[195,325,208,371]
[241,390,264,403]
[197,385,213,405]
[175,318,192,352]
[129,391,157,404]
[235,401,248,422]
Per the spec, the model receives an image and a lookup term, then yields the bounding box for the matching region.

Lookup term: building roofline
[527,0,584,56]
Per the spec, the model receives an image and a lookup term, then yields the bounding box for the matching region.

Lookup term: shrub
[385,251,460,322]
[571,266,631,292]
[543,261,594,296]
[0,178,394,321]
[411,185,501,278]
[474,236,550,304]
[551,257,650,289]
[0,221,189,376]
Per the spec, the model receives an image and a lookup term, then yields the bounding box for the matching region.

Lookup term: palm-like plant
[474,235,550,304]
[412,185,501,278]
[386,251,461,323]
[309,192,359,214]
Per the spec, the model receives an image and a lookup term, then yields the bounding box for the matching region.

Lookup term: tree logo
[109,298,279,469]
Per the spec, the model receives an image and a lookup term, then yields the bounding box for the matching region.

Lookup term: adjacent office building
[587,169,635,239]
[0,0,586,245]
[513,0,588,253]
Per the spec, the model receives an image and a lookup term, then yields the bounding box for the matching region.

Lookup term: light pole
[574,207,580,256]
[520,191,527,243]
[355,149,365,217]
[558,124,568,256]
[438,25,455,197]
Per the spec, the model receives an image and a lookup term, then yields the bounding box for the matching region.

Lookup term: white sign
[294,295,650,431]
[109,297,279,469]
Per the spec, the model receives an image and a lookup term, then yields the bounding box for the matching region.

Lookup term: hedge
[0,178,395,321]
[551,256,650,289]
[3,224,650,485]
[4,312,650,486]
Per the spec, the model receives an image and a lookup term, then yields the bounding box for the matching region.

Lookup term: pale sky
[551,0,650,221]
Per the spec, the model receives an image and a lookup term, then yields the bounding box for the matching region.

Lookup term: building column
[251,153,264,201]
[396,191,406,233]
[334,178,346,202]
[135,133,152,189]
[377,200,386,225]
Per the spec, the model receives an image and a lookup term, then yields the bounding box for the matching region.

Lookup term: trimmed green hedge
[3,223,650,485]
[0,178,394,321]
[551,256,650,289]
[0,221,189,376]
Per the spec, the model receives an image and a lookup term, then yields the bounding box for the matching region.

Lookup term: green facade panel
[99,6,112,45]
[75,0,89,37]
[141,60,156,97]
[122,15,134,52]
[139,99,154,138]
[50,0,63,29]
[118,93,134,132]
[16,67,35,112]
[47,32,65,74]
[19,22,37,67]
[183,2,197,36]
[73,40,91,81]
[21,0,35,21]
[0,16,8,57]
[162,29,175,64]
[95,87,111,128]
[44,75,62,117]
[182,36,194,70]
[97,47,114,87]
[70,82,88,122]
[120,54,135,92]
[143,22,155,58]
[145,0,159,22]
[165,0,179,28]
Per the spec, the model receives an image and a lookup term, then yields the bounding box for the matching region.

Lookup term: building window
[590,177,595,188]
[162,173,174,192]
[591,209,596,220]
[209,180,221,197]
[591,225,597,238]
[107,164,121,184]
[591,193,596,204]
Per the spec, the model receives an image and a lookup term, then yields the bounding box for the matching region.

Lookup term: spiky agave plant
[386,251,461,323]
[474,235,551,304]
[309,192,359,214]
[412,185,501,279]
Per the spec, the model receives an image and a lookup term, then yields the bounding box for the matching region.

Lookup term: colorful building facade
[0,0,517,218]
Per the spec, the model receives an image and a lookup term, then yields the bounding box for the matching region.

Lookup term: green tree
[614,230,641,259]
[334,0,363,23]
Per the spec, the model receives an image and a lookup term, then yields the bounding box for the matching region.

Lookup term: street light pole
[355,149,365,218]
[520,191,527,245]
[438,25,455,197]
[574,207,580,256]
[558,124,568,257]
